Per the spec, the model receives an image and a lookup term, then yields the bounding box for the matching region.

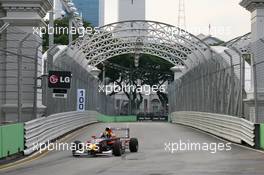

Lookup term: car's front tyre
[112,141,122,156]
[129,138,138,152]
[72,140,82,157]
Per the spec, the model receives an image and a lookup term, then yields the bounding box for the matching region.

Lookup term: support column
[170,66,184,81]
[241,0,264,123]
[69,16,73,44]
[0,0,52,122]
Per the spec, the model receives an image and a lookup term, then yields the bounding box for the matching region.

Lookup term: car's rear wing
[110,127,130,138]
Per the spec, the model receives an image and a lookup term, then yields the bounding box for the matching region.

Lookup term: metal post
[46,46,55,115]
[232,47,245,117]
[49,0,54,48]
[69,16,73,44]
[252,54,258,123]
[224,50,234,115]
[241,54,245,117]
[129,66,133,115]
[43,59,48,111]
[33,44,42,120]
[102,64,106,86]
[102,64,107,114]
[17,33,31,122]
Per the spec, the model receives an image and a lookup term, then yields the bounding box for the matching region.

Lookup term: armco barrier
[97,115,137,122]
[24,111,99,155]
[0,123,24,158]
[170,111,255,146]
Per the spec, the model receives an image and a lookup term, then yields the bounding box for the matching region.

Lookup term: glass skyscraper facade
[73,0,99,27]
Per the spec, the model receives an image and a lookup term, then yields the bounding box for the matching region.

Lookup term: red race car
[72,127,138,157]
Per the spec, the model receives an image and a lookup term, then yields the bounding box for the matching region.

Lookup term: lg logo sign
[48,71,72,89]
[49,75,58,84]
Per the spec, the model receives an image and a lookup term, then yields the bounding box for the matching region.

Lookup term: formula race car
[71,128,138,157]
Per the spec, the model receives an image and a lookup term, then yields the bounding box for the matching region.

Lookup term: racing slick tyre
[129,138,138,152]
[72,140,83,157]
[112,141,122,157]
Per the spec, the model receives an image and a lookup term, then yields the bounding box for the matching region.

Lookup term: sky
[104,0,251,41]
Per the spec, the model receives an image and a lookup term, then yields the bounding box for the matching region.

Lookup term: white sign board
[77,89,85,111]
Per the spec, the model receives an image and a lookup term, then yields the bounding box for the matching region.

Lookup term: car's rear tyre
[72,140,82,157]
[129,138,138,152]
[112,141,122,157]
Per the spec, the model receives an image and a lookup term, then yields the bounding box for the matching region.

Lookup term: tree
[98,54,174,114]
[42,17,92,52]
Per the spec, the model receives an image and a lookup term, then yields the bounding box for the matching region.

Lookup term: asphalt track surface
[1,122,264,175]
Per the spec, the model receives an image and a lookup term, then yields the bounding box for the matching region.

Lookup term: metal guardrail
[24,111,99,155]
[170,111,255,146]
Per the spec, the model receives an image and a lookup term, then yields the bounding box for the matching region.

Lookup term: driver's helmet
[104,127,112,138]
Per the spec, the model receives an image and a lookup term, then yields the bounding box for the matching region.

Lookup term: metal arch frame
[225,33,251,55]
[72,21,209,48]
[82,34,192,56]
[80,33,206,68]
[69,20,211,68]
[83,20,208,48]
[87,46,188,68]
[78,24,207,57]
[76,28,196,56]
[71,30,205,67]
[83,36,196,67]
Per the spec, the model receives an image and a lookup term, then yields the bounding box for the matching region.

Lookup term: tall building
[118,0,145,21]
[99,0,146,26]
[99,0,119,26]
[99,0,105,26]
[44,0,65,20]
[73,0,99,26]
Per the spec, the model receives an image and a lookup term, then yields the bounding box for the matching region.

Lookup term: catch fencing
[169,48,244,117]
[43,45,115,116]
[251,38,264,123]
[0,24,115,124]
[0,25,42,123]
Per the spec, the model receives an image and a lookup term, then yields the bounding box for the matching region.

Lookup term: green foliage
[42,17,92,52]
[98,54,174,112]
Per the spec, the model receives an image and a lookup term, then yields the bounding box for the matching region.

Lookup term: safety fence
[43,45,116,117]
[0,24,115,124]
[170,111,255,146]
[24,110,99,155]
[0,123,24,158]
[169,48,243,118]
[0,25,43,123]
[250,38,264,123]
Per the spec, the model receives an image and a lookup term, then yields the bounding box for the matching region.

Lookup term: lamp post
[134,37,143,67]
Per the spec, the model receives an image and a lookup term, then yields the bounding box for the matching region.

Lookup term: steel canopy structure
[69,20,211,70]
[50,20,245,118]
